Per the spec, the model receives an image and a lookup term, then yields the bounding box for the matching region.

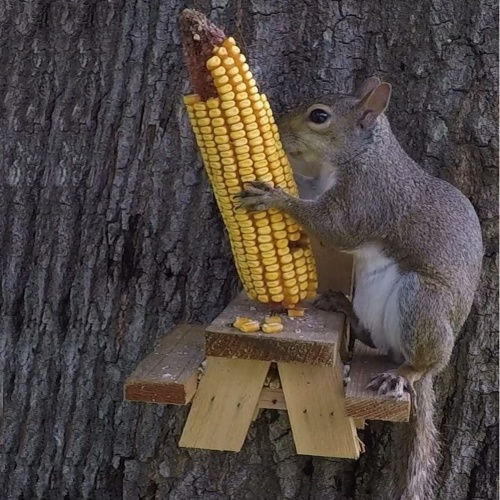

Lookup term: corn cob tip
[181,11,318,310]
[179,9,226,100]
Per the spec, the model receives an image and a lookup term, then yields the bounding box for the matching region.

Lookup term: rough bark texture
[0,1,497,499]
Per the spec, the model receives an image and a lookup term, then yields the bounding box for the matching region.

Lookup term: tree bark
[1,1,497,499]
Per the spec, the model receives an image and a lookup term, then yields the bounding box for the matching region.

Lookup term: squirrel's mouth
[281,135,310,159]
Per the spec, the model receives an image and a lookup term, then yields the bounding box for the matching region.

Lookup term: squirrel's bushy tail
[392,373,439,500]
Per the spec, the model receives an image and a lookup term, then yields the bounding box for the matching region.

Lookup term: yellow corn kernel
[183,37,318,310]
[265,315,282,324]
[233,316,251,329]
[261,323,284,334]
[238,320,261,333]
[288,308,305,318]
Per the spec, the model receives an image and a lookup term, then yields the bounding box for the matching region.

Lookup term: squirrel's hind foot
[366,370,410,400]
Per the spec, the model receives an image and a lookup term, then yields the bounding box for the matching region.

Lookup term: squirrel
[237,77,483,500]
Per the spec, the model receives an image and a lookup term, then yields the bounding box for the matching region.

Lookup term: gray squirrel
[237,77,483,500]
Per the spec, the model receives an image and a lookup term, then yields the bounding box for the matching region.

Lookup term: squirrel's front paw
[366,370,410,400]
[314,290,352,314]
[236,181,287,212]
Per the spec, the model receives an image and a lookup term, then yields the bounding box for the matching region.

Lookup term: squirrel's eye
[308,108,330,125]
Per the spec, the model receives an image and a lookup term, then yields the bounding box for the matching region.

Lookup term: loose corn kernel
[265,315,282,324]
[261,323,284,334]
[233,318,261,333]
[233,317,251,329]
[287,308,305,318]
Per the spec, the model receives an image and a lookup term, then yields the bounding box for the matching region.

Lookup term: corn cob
[180,10,317,310]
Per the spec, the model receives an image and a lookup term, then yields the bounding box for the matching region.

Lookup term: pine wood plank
[310,238,353,296]
[258,387,287,410]
[345,341,411,422]
[205,292,343,366]
[278,352,361,459]
[354,419,366,429]
[179,357,270,452]
[310,240,354,362]
[124,324,204,405]
[251,406,261,421]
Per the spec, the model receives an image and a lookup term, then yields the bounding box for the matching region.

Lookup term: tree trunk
[1,1,497,499]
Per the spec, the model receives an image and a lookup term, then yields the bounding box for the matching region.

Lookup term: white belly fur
[352,243,404,361]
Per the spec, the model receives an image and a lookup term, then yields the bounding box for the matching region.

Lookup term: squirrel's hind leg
[369,272,455,404]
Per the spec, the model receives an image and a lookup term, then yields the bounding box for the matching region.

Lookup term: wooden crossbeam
[345,341,411,422]
[258,387,287,410]
[124,324,204,405]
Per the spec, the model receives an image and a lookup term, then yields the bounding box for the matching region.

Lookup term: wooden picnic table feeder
[124,245,410,459]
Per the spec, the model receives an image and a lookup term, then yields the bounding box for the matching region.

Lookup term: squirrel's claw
[242,181,274,192]
[367,370,410,400]
[236,181,285,212]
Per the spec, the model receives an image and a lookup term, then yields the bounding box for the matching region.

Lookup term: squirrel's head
[278,77,392,175]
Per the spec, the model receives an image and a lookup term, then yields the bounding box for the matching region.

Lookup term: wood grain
[311,238,353,296]
[258,387,287,411]
[179,357,270,452]
[205,292,343,365]
[354,419,366,430]
[124,324,205,405]
[345,342,411,422]
[279,353,361,459]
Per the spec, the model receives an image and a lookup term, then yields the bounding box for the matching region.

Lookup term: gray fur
[239,80,483,500]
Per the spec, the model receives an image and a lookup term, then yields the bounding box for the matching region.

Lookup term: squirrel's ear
[355,77,381,99]
[355,82,392,129]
